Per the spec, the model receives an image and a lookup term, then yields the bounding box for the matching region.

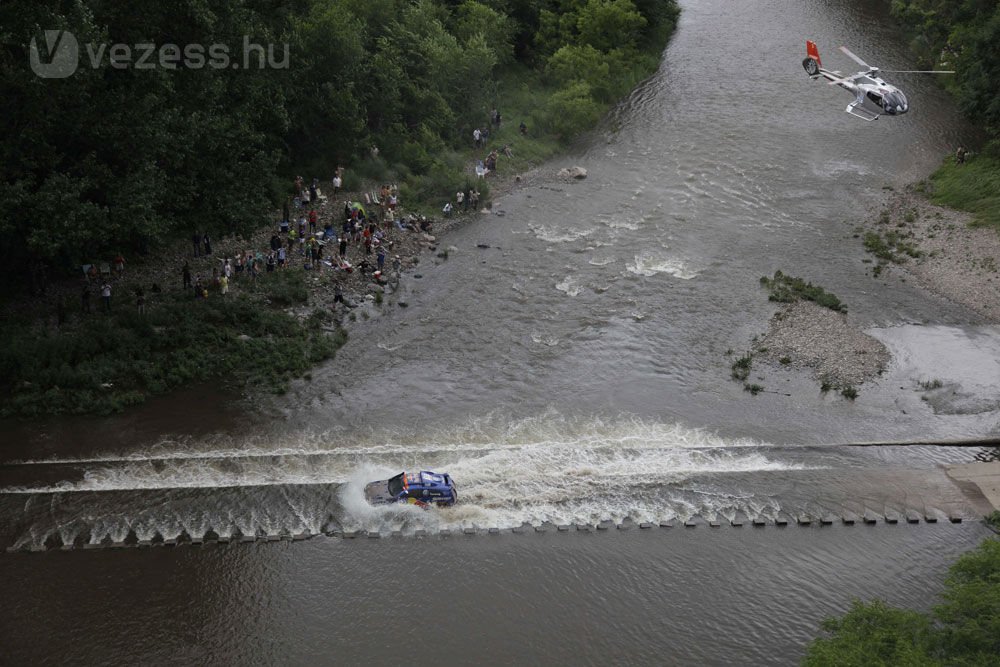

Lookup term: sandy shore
[868,185,1000,323]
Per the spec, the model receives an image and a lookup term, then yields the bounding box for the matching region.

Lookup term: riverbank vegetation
[0,272,343,417]
[0,0,679,416]
[929,155,1000,231]
[804,536,1000,666]
[759,271,846,313]
[890,0,1000,230]
[0,0,679,290]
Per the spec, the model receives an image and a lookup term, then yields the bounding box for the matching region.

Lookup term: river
[2,0,998,664]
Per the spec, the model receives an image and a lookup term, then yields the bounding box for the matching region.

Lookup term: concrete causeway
[947,462,1000,512]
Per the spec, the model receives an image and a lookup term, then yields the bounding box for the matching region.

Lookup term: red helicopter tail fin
[806,40,822,67]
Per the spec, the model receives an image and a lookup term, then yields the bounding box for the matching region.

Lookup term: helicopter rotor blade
[879,69,955,74]
[839,46,872,69]
[827,73,858,87]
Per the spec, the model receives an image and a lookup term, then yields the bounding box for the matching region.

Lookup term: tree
[804,538,1000,666]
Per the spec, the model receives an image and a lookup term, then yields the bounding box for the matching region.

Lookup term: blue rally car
[364,471,458,508]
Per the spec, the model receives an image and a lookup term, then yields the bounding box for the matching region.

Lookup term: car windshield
[387,473,404,497]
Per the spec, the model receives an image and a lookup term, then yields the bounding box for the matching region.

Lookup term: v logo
[29,29,80,78]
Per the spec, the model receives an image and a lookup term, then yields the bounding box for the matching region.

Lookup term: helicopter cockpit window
[866,91,884,108]
[882,90,907,113]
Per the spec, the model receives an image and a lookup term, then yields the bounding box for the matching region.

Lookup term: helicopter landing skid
[845,102,878,121]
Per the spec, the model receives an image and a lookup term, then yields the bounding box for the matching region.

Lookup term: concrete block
[797,514,812,525]
[842,513,857,525]
[924,513,938,523]
[730,516,744,527]
[488,527,500,534]
[658,521,674,528]
[949,514,963,524]
[906,511,921,524]
[366,532,382,539]
[709,520,721,528]
[342,531,360,539]
[639,522,654,530]
[292,532,311,541]
[820,515,835,525]
[438,529,452,537]
[414,530,427,538]
[684,518,697,528]
[557,525,570,532]
[463,527,477,535]
[863,511,880,524]
[752,517,767,527]
[774,514,790,526]
[884,512,899,524]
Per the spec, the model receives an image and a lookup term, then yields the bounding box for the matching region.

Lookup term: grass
[731,352,753,382]
[863,230,922,264]
[0,272,345,418]
[930,155,1000,232]
[987,510,1000,530]
[759,271,846,312]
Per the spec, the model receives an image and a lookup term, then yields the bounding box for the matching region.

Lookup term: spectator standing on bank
[182,261,192,289]
[81,284,91,313]
[203,233,212,256]
[101,282,112,311]
[192,231,201,257]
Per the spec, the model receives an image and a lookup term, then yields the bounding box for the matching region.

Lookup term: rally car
[364,471,458,508]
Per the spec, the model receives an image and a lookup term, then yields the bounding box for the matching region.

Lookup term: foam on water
[1,414,778,495]
[555,276,582,296]
[625,251,699,279]
[528,224,594,244]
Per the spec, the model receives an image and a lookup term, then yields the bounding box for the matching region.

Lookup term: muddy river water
[2,0,999,664]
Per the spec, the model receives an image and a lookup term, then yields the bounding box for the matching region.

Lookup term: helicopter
[802,41,954,121]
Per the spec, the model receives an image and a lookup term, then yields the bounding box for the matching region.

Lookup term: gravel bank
[754,301,890,388]
[869,186,1000,323]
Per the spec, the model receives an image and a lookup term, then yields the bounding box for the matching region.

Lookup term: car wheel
[802,58,820,76]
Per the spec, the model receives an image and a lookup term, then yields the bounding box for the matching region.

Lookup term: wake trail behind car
[0,415,980,548]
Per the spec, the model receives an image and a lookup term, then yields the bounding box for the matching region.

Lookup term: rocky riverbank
[863,184,1000,324]
[736,176,1000,397]
[754,301,890,389]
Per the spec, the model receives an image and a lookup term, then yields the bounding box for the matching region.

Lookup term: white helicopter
[802,41,954,121]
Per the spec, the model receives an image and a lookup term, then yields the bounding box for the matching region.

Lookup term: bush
[805,537,1000,666]
[0,288,345,418]
[760,271,846,312]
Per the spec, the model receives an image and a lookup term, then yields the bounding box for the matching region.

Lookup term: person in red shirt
[113,253,125,277]
[308,209,318,234]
